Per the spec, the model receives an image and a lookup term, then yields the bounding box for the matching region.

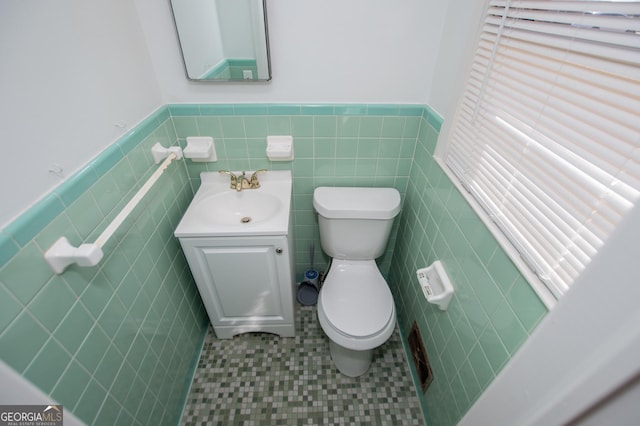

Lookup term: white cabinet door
[180,235,295,338]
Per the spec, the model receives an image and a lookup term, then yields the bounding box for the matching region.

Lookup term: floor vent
[408,321,433,392]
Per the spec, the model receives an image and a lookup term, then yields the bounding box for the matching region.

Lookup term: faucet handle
[249,169,267,188]
[218,170,238,189]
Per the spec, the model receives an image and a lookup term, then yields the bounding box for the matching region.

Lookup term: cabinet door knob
[275,248,283,254]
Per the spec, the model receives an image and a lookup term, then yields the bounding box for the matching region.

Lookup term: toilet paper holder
[416,261,454,311]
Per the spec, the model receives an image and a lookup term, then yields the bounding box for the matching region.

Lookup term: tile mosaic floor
[180,305,424,425]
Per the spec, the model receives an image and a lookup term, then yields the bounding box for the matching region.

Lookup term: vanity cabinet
[179,234,296,338]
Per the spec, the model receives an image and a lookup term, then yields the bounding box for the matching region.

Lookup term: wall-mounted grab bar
[44,148,181,274]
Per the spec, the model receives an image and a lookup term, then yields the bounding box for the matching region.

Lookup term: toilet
[313,186,401,377]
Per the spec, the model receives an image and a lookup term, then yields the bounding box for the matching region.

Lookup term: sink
[175,170,292,237]
[174,169,296,339]
[197,191,282,225]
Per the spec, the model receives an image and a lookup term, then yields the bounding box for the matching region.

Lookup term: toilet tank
[313,187,401,260]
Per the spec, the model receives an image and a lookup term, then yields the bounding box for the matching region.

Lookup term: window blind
[442,0,640,298]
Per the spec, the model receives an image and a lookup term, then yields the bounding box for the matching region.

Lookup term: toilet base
[329,340,373,377]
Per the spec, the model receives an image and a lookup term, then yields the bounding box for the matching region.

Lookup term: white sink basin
[175,170,292,237]
[197,191,282,225]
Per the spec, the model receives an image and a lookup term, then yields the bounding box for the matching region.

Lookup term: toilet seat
[318,259,396,351]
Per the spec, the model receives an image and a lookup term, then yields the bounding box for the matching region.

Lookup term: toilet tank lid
[313,187,401,220]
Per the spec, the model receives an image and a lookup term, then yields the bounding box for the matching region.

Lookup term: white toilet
[313,186,401,377]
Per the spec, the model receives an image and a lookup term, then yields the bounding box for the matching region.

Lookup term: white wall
[135,0,448,104]
[0,1,162,228]
[428,0,487,118]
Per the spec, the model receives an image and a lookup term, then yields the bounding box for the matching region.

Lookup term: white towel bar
[44,151,179,274]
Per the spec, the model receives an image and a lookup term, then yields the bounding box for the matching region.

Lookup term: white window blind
[442,0,640,299]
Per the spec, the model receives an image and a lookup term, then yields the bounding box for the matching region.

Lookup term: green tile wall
[0,107,208,425]
[1,103,549,426]
[168,104,424,279]
[389,109,549,425]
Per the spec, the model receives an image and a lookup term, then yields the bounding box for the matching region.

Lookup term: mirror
[169,0,271,82]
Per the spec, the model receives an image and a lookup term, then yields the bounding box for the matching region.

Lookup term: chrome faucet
[219,170,267,191]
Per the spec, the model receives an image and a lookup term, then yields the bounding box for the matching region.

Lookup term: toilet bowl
[318,259,396,376]
[313,186,401,377]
